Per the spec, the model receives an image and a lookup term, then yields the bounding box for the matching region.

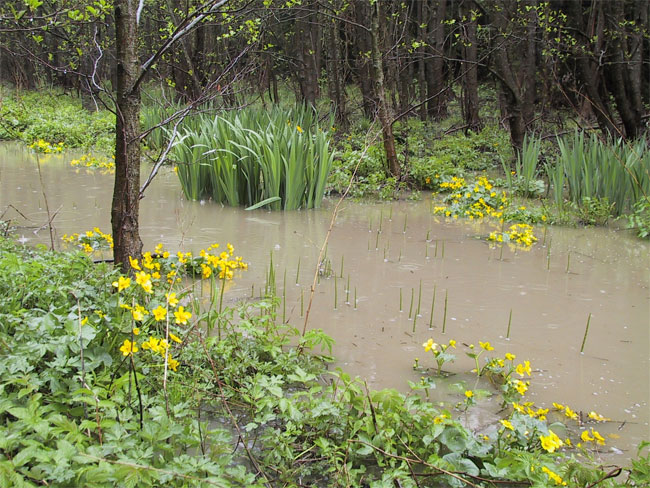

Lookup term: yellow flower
[135,271,153,293]
[422,339,437,352]
[479,341,494,351]
[505,353,516,361]
[132,304,148,322]
[141,336,161,353]
[174,306,192,325]
[132,327,140,336]
[464,390,474,399]
[169,332,182,344]
[591,429,605,445]
[152,306,167,321]
[581,430,594,442]
[564,406,578,420]
[112,276,131,292]
[515,360,531,377]
[542,466,567,486]
[296,125,303,133]
[512,402,524,413]
[166,292,179,308]
[201,263,212,279]
[500,419,514,430]
[540,430,563,453]
[588,411,610,422]
[448,339,456,348]
[513,380,528,395]
[129,256,141,270]
[167,355,180,371]
[81,317,88,326]
[119,339,138,356]
[552,402,564,410]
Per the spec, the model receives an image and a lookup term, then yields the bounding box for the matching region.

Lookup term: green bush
[0,89,115,152]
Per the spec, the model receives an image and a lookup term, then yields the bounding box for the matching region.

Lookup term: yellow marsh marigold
[169,332,182,344]
[422,339,437,352]
[542,466,567,486]
[174,306,192,325]
[135,271,153,294]
[540,430,563,453]
[479,341,494,351]
[119,339,138,356]
[112,276,131,291]
[516,360,531,377]
[464,390,474,399]
[166,292,179,308]
[152,306,167,321]
[500,419,514,430]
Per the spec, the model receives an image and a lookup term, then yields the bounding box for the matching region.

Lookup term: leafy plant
[627,197,650,239]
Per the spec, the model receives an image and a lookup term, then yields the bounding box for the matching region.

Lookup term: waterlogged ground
[2,142,649,461]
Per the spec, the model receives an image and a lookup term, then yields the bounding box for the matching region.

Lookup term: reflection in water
[1,142,648,460]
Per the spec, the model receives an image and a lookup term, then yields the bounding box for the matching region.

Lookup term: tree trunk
[566,0,617,136]
[112,0,143,269]
[370,0,399,178]
[460,0,481,133]
[426,0,447,119]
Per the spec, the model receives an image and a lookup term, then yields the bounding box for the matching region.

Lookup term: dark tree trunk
[112,0,143,269]
[354,2,375,118]
[604,1,643,139]
[460,0,481,132]
[426,0,447,119]
[326,13,347,127]
[295,2,320,106]
[417,0,427,121]
[566,0,617,136]
[522,1,537,128]
[370,0,399,178]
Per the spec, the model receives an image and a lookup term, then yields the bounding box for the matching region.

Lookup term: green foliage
[170,106,334,210]
[0,237,646,487]
[627,197,650,239]
[554,132,650,216]
[502,134,546,198]
[576,196,616,226]
[0,88,115,152]
[425,125,512,172]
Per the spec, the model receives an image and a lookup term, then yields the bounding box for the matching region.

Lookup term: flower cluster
[110,242,246,374]
[70,153,115,173]
[434,176,508,220]
[62,227,114,253]
[29,139,64,153]
[421,338,456,375]
[488,223,537,248]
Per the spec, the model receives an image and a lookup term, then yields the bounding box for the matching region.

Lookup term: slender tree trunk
[605,0,643,139]
[370,0,399,178]
[112,0,143,269]
[461,0,481,132]
[426,0,447,119]
[417,0,427,121]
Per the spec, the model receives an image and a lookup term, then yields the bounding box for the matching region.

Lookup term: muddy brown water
[1,142,648,462]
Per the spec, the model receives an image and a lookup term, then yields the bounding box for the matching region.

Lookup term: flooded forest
[0,1,649,487]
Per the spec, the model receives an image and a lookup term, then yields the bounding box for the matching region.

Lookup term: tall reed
[551,131,650,216]
[170,106,335,210]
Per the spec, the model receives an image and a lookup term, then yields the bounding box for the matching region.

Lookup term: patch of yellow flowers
[98,240,247,374]
[70,153,115,173]
[62,227,114,253]
[29,139,64,153]
[488,223,537,248]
